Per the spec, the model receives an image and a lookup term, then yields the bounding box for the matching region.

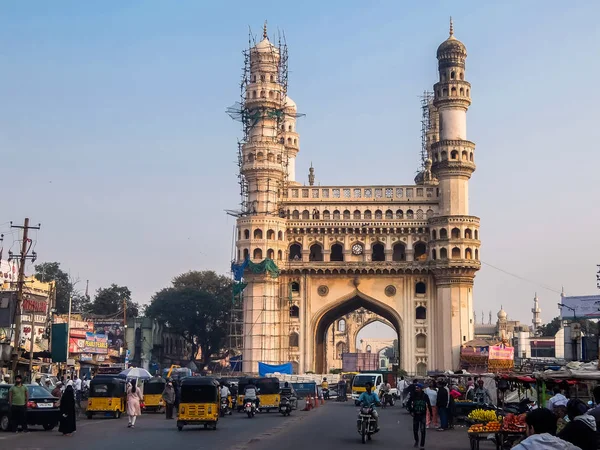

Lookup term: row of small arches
[432,227,478,240]
[251,74,276,83]
[433,150,474,163]
[289,209,432,221]
[240,229,284,240]
[441,71,464,81]
[249,90,281,100]
[438,87,469,98]
[431,247,479,260]
[247,148,296,163]
[289,241,427,262]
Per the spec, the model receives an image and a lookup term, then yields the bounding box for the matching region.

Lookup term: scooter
[322,388,330,400]
[220,397,231,417]
[357,406,378,444]
[244,399,257,418]
[279,397,292,416]
[381,392,394,408]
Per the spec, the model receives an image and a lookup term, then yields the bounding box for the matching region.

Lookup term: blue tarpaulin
[230,355,242,372]
[258,362,292,377]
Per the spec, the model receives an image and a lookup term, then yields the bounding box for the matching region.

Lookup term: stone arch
[330,243,344,262]
[253,248,263,260]
[312,290,403,373]
[266,248,274,259]
[350,317,395,354]
[289,243,302,261]
[392,242,406,261]
[266,229,275,240]
[254,229,263,239]
[416,362,427,376]
[309,243,323,262]
[451,247,461,259]
[413,241,427,261]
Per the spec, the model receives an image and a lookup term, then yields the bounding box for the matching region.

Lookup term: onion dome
[437,17,467,59]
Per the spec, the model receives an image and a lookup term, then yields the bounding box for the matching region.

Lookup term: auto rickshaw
[142,377,166,412]
[86,376,127,419]
[256,377,280,412]
[236,377,258,412]
[177,377,220,431]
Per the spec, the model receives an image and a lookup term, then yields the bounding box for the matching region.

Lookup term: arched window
[474,229,478,240]
[289,243,302,261]
[366,345,372,353]
[289,332,299,348]
[406,210,414,219]
[416,363,427,376]
[312,209,320,220]
[442,88,448,97]
[375,210,383,220]
[416,306,427,320]
[254,229,263,239]
[451,87,457,96]
[416,209,424,219]
[392,243,406,261]
[416,282,427,295]
[343,210,351,220]
[323,210,330,220]
[252,91,257,99]
[260,90,266,98]
[330,243,344,262]
[267,152,274,162]
[460,87,464,96]
[465,248,473,259]
[291,281,300,293]
[380,359,387,368]
[441,151,447,160]
[451,150,458,160]
[337,319,346,333]
[243,248,249,259]
[460,72,464,80]
[253,248,263,260]
[248,153,255,162]
[278,231,283,240]
[277,250,282,260]
[385,209,393,219]
[302,210,310,220]
[353,210,361,220]
[450,71,455,79]
[440,248,448,259]
[464,228,472,239]
[462,151,468,161]
[244,229,250,239]
[309,243,323,262]
[336,342,345,359]
[432,249,437,260]
[333,210,341,220]
[364,210,372,220]
[475,249,479,260]
[466,89,470,96]
[266,249,274,259]
[451,227,460,239]
[416,334,426,349]
[267,229,275,240]
[440,228,448,239]
[414,242,427,261]
[372,243,385,261]
[289,305,299,318]
[451,247,461,259]
[292,210,300,220]
[396,210,403,219]
[432,229,437,240]
[270,74,274,82]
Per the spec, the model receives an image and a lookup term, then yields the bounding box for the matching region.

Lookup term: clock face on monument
[352,244,363,255]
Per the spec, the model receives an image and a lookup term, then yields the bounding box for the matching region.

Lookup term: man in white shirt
[546,386,568,412]
[73,375,82,408]
[397,376,409,405]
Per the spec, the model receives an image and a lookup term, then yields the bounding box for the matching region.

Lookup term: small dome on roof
[255,37,276,51]
[437,18,466,59]
[497,307,507,320]
[284,96,296,110]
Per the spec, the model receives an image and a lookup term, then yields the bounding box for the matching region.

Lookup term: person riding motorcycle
[379,381,392,405]
[280,382,297,410]
[243,383,260,410]
[358,382,380,431]
[321,377,329,399]
[220,383,231,410]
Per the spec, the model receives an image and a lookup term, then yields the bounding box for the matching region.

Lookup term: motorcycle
[279,397,292,416]
[244,399,256,418]
[220,397,231,417]
[357,406,378,444]
[322,388,329,400]
[379,391,394,408]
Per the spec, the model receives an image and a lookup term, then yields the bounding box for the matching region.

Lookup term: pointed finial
[449,16,454,37]
[263,20,268,40]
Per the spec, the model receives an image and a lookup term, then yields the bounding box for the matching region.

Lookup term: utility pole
[9,218,41,379]
[123,297,127,367]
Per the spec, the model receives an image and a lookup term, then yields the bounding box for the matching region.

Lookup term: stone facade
[235,22,480,375]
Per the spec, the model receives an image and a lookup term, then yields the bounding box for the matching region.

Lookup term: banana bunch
[467,409,498,422]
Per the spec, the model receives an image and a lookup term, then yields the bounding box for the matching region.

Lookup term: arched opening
[460,72,464,80]
[253,248,263,260]
[366,345,372,353]
[333,210,340,220]
[415,282,427,295]
[396,209,403,219]
[278,231,283,240]
[462,150,468,160]
[372,242,385,261]
[451,247,461,259]
[465,248,473,259]
[267,229,275,240]
[432,229,437,240]
[392,243,406,261]
[254,229,263,239]
[314,294,402,373]
[337,319,346,333]
[243,248,249,259]
[385,209,393,219]
[451,227,461,239]
[309,243,323,262]
[475,249,479,260]
[406,210,414,219]
[474,229,478,240]
[451,87,457,96]
[416,333,426,349]
[343,210,351,220]
[289,243,302,261]
[440,248,448,259]
[266,248,274,259]
[292,210,300,219]
[416,306,427,320]
[460,87,464,96]
[440,228,448,239]
[312,209,320,220]
[330,243,344,262]
[364,210,372,220]
[336,342,345,359]
[432,249,437,260]
[441,151,447,160]
[267,152,274,162]
[277,250,282,260]
[416,363,427,376]
[353,210,361,220]
[451,71,455,79]
[302,210,310,220]
[244,229,250,239]
[465,228,472,239]
[291,281,300,293]
[323,210,330,220]
[290,305,299,318]
[375,210,383,220]
[289,332,299,348]
[414,242,427,261]
[291,361,299,374]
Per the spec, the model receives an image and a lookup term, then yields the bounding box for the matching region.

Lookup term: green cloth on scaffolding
[247,258,280,278]
[233,282,248,296]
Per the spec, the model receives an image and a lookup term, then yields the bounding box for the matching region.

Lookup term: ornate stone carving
[317,285,329,296]
[385,285,397,297]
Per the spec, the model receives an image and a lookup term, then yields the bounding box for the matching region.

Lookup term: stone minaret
[532,293,542,331]
[430,18,481,370]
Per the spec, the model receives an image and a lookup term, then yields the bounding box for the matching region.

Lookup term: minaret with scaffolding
[227,22,303,373]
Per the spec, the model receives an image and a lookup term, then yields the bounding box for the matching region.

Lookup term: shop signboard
[560,295,600,319]
[80,353,93,362]
[69,337,85,354]
[92,319,125,350]
[489,345,514,360]
[83,332,108,354]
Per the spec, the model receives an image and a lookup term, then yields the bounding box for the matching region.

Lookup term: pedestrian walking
[398,376,408,405]
[127,381,143,428]
[9,374,29,433]
[408,383,432,450]
[162,380,176,419]
[424,382,439,428]
[59,385,76,436]
[52,382,63,399]
[436,380,450,431]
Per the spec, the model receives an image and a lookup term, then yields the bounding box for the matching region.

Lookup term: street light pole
[558,303,578,361]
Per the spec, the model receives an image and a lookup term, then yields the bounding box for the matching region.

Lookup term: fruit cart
[466,409,502,450]
[497,413,527,449]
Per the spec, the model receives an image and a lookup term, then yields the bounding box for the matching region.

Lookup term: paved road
[1,401,498,450]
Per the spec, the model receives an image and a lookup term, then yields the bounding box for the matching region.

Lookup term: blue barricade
[292,382,317,397]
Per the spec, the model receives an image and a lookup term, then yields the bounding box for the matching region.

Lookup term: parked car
[0,384,60,431]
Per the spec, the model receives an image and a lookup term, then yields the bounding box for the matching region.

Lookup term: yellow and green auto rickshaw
[86,376,127,419]
[256,377,280,412]
[142,377,166,412]
[236,377,257,412]
[177,377,220,431]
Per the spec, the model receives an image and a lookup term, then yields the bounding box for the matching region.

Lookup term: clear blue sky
[1,1,599,326]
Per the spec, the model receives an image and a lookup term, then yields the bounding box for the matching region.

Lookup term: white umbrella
[117,367,152,380]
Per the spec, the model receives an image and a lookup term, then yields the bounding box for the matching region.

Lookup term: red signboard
[22,299,47,313]
[489,345,514,360]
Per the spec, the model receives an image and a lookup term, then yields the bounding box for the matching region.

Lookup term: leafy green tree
[90,284,139,317]
[146,271,232,370]
[34,262,72,313]
[539,316,597,337]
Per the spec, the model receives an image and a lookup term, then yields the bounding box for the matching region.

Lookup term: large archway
[313,291,403,373]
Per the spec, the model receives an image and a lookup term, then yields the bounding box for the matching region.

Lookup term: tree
[34,262,71,314]
[89,284,139,317]
[146,271,232,370]
[539,316,597,337]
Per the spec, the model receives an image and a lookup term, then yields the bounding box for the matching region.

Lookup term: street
[1,401,496,450]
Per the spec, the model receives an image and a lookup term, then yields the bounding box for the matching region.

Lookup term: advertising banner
[83,332,108,354]
[69,337,85,354]
[92,319,125,349]
[489,345,514,360]
[80,353,93,362]
[560,295,600,319]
